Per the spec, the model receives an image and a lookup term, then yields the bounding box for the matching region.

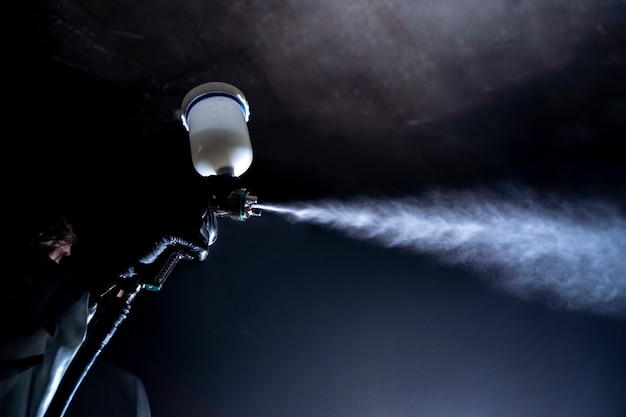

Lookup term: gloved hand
[136,208,218,265]
[117,206,219,280]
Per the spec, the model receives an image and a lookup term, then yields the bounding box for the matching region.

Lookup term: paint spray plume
[256,189,626,318]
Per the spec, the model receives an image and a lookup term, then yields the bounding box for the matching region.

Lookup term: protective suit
[0,207,218,417]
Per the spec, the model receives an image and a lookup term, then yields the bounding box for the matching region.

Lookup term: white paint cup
[181,82,252,177]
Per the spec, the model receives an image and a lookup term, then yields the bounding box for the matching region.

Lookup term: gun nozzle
[248,206,263,217]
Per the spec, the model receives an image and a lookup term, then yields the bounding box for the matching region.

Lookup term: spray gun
[138,81,263,291]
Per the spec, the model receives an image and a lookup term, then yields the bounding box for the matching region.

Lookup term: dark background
[10,0,626,416]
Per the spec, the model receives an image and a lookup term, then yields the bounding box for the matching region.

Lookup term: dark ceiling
[16,0,626,203]
[9,1,626,417]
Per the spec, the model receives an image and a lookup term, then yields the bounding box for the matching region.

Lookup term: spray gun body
[210,187,262,221]
[199,172,262,222]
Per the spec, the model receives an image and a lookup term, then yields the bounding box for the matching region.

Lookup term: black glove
[118,207,218,280]
[136,208,218,264]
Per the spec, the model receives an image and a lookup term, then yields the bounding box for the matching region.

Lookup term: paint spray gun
[141,80,264,290]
